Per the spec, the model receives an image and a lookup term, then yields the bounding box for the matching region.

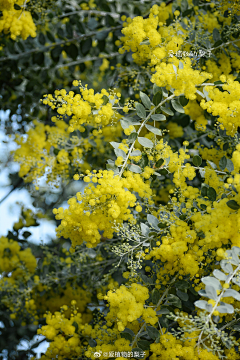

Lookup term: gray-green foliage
[195,246,240,315]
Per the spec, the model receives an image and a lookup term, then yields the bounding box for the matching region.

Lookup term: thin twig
[0,25,122,63]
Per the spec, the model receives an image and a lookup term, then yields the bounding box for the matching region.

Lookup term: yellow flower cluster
[13,115,123,186]
[151,58,212,100]
[13,120,72,184]
[34,281,92,323]
[104,283,157,331]
[42,83,121,133]
[200,76,240,135]
[191,196,240,253]
[198,146,226,168]
[166,122,184,139]
[119,3,177,65]
[148,218,199,278]
[37,305,83,358]
[13,207,37,230]
[155,139,194,189]
[184,100,207,131]
[0,236,36,282]
[149,331,234,360]
[0,0,36,40]
[53,169,152,248]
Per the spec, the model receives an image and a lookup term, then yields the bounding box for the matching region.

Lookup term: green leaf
[207,160,217,170]
[131,348,145,359]
[87,248,96,258]
[213,28,221,42]
[226,159,234,172]
[22,231,31,239]
[207,187,217,201]
[121,332,132,341]
[165,294,182,308]
[123,328,135,337]
[141,274,153,284]
[130,150,142,156]
[232,325,240,332]
[202,276,222,291]
[33,52,44,66]
[222,289,240,301]
[106,164,119,174]
[232,277,240,287]
[140,39,150,45]
[179,95,189,106]
[46,31,55,42]
[171,100,185,113]
[217,304,234,314]
[66,22,73,38]
[205,285,218,301]
[220,260,233,274]
[65,44,78,60]
[176,289,189,301]
[192,155,202,167]
[219,156,227,171]
[213,269,227,281]
[137,340,151,350]
[146,326,159,340]
[147,214,159,230]
[172,64,177,75]
[141,223,150,236]
[232,247,240,257]
[14,3,21,10]
[96,30,109,40]
[87,18,98,30]
[51,46,62,61]
[201,186,208,197]
[226,200,240,210]
[145,124,162,136]
[81,38,92,55]
[110,141,121,149]
[151,114,166,121]
[88,338,97,347]
[156,308,170,315]
[153,84,162,95]
[140,91,151,109]
[175,280,190,290]
[214,80,224,85]
[155,158,164,168]
[152,289,160,304]
[181,0,188,12]
[226,249,239,265]
[38,33,46,45]
[121,327,134,341]
[194,300,209,310]
[57,27,65,39]
[179,61,184,70]
[139,154,148,168]
[160,106,174,116]
[114,148,127,158]
[120,118,131,129]
[138,137,154,148]
[128,132,138,143]
[135,103,146,118]
[128,164,142,174]
[153,91,162,106]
